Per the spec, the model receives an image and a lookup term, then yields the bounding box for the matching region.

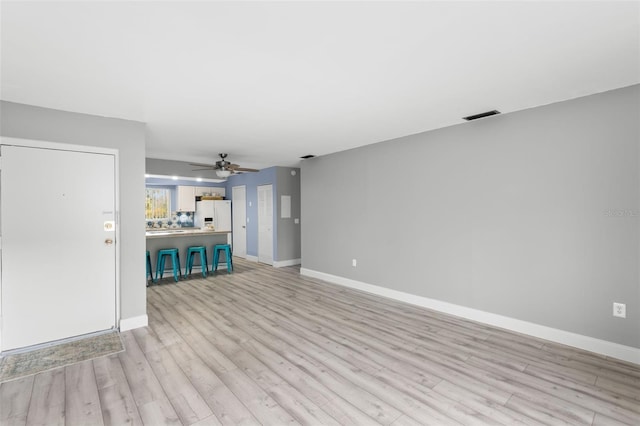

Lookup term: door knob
[105,239,114,245]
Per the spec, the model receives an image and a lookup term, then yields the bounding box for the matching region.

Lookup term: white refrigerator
[195,200,232,232]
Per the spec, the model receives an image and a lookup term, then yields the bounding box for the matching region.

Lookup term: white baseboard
[300,268,640,365]
[246,255,259,262]
[119,314,148,331]
[273,258,301,268]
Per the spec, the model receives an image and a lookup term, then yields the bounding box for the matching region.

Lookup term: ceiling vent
[462,110,501,121]
[300,154,315,159]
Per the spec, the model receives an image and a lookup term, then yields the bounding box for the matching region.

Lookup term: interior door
[1,144,116,351]
[232,185,247,257]
[257,184,273,265]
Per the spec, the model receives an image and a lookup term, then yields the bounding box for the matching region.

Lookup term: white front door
[1,143,117,351]
[232,185,247,258]
[257,184,273,265]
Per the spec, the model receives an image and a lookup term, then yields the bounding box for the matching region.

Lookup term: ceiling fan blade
[234,167,260,172]
[227,163,241,169]
[191,167,215,171]
[189,162,214,168]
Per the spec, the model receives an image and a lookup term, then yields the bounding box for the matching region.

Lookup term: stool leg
[186,251,193,275]
[213,248,219,271]
[173,253,181,282]
[226,248,232,272]
[147,252,153,285]
[170,253,177,282]
[157,254,165,281]
[200,251,207,278]
[204,249,209,276]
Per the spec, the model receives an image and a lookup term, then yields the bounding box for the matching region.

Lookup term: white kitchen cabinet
[196,186,225,197]
[176,185,196,211]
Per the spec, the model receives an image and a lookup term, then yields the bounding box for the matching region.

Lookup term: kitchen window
[145,188,171,220]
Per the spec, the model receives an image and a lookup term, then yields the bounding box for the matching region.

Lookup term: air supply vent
[300,154,315,159]
[462,110,501,121]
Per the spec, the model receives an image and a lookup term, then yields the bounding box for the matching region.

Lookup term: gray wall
[276,167,301,261]
[301,85,640,348]
[1,101,147,322]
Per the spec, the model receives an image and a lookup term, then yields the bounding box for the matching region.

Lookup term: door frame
[0,137,121,350]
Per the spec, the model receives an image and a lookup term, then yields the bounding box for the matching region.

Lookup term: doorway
[232,185,247,258]
[257,184,273,265]
[0,140,118,351]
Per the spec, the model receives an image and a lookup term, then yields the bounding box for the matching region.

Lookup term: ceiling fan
[190,153,259,178]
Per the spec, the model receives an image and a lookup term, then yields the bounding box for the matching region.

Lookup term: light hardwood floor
[1,258,639,425]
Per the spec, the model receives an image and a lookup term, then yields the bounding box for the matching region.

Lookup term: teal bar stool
[156,248,182,282]
[146,250,153,286]
[212,244,233,272]
[186,246,208,278]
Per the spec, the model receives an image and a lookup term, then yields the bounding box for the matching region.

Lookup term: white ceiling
[2,1,639,170]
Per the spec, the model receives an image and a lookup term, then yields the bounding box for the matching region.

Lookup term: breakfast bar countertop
[145,229,230,239]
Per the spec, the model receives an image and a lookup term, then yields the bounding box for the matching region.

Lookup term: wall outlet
[352,259,357,267]
[613,302,626,318]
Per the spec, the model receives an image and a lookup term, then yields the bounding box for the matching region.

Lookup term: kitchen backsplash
[146,211,194,229]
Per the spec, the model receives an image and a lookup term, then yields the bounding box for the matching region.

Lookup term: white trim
[113,146,121,338]
[273,258,301,268]
[300,268,640,365]
[1,137,118,156]
[119,315,148,331]
[246,255,259,262]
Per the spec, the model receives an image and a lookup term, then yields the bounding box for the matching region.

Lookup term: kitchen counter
[145,228,230,239]
[146,228,232,274]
